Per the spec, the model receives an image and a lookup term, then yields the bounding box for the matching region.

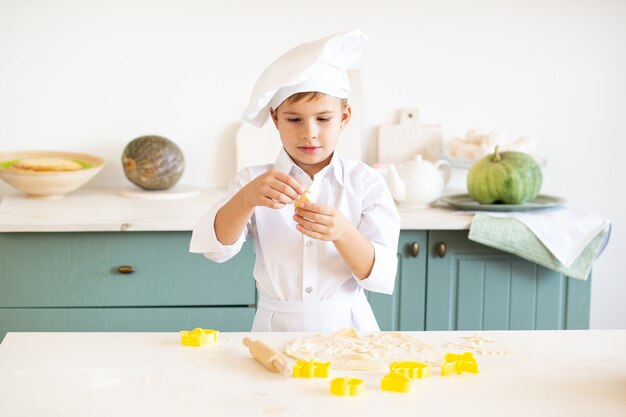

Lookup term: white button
[306,240,313,247]
[305,287,313,294]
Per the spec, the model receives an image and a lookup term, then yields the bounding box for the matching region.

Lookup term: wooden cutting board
[377,109,442,164]
[236,70,364,172]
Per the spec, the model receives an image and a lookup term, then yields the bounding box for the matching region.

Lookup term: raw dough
[284,328,439,370]
[445,333,511,356]
[294,190,311,208]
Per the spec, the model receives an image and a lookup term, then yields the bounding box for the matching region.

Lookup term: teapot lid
[408,153,434,169]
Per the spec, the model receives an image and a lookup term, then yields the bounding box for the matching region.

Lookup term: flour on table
[444,333,511,356]
[284,328,440,370]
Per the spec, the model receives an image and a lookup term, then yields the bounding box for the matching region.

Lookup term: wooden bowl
[0,150,105,199]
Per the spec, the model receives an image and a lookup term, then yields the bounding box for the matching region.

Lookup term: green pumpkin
[467,146,542,204]
[122,135,184,190]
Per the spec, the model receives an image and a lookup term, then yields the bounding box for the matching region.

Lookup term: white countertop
[0,330,624,417]
[0,187,472,232]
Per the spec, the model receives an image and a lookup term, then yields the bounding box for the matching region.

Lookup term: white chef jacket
[190,148,400,332]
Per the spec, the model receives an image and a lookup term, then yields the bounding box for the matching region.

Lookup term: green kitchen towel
[468,213,611,280]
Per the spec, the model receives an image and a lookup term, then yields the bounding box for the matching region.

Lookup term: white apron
[251,288,380,332]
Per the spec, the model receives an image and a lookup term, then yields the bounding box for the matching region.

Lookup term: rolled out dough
[284,328,440,370]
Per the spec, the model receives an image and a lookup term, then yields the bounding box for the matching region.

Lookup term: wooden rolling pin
[242,337,291,376]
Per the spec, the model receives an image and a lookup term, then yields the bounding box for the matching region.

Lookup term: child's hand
[242,169,305,209]
[293,202,352,242]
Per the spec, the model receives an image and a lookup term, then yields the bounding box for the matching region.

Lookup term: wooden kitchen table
[0,330,624,417]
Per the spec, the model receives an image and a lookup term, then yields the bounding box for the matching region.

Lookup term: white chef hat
[244,29,368,127]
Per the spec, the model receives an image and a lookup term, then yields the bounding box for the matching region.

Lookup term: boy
[190,29,400,332]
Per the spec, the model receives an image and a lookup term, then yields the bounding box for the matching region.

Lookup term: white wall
[1,0,624,328]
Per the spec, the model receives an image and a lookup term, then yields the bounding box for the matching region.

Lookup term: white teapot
[382,155,451,209]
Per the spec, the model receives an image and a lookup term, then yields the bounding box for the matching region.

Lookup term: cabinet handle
[436,242,446,258]
[410,242,419,257]
[117,265,135,274]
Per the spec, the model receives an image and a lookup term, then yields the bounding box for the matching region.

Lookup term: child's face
[271,94,351,178]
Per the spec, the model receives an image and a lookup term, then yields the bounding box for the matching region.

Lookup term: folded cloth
[468,206,611,280]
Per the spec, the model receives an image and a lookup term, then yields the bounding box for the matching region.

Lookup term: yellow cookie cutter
[330,377,364,396]
[292,359,331,378]
[389,361,431,379]
[441,352,479,376]
[381,372,412,393]
[179,328,219,347]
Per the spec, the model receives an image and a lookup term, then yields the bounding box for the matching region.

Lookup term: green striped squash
[122,135,184,190]
[467,146,542,204]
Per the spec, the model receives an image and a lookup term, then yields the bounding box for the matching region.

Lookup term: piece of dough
[294,190,311,208]
[284,328,439,370]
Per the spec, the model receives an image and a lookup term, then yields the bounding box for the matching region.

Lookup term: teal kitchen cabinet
[0,232,256,341]
[1,229,592,341]
[368,230,591,331]
[425,231,591,331]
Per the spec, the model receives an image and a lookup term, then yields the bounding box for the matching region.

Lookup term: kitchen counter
[0,330,624,417]
[0,187,472,232]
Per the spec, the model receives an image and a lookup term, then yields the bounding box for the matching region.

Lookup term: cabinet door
[426,231,591,331]
[0,232,256,307]
[366,231,427,331]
